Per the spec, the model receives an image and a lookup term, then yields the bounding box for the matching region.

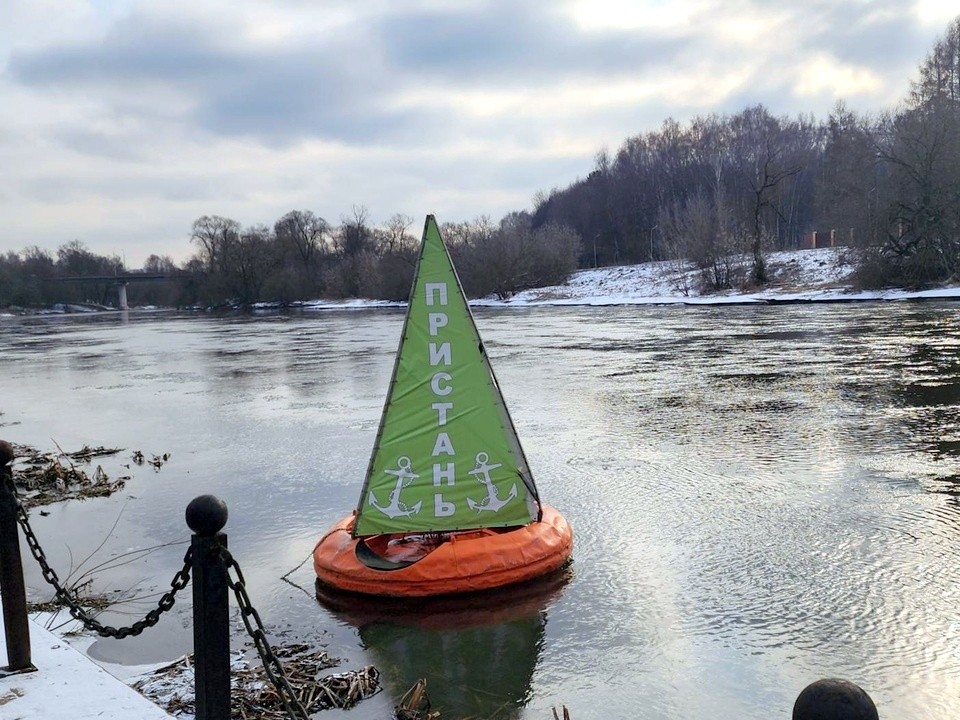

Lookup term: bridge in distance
[48,273,185,309]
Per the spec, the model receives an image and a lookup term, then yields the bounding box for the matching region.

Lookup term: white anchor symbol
[466,452,517,513]
[369,456,423,518]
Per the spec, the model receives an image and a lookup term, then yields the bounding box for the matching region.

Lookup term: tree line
[4,16,960,308]
[0,209,581,308]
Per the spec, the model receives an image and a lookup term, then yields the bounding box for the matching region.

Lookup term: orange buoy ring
[313,504,573,597]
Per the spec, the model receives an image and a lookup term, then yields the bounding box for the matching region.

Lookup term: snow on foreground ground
[287,247,960,312]
[0,607,175,719]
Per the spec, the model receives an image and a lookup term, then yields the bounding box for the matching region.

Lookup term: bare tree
[815,102,881,246]
[381,213,415,254]
[856,19,960,288]
[727,106,801,284]
[335,205,374,257]
[142,254,178,274]
[190,215,240,274]
[224,224,275,303]
[871,106,960,286]
[274,210,329,278]
[661,193,743,291]
[57,240,122,277]
[446,213,580,299]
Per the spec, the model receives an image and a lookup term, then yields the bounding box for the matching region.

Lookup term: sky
[2,0,959,268]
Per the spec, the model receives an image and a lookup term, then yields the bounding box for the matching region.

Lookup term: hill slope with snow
[493,247,960,306]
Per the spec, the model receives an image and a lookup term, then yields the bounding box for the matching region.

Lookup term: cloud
[0,0,955,265]
[7,11,404,144]
[376,1,689,83]
[6,0,936,146]
[794,54,884,99]
[6,0,691,147]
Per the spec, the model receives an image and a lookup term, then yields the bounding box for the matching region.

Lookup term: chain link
[8,474,336,720]
[12,488,192,639]
[218,544,313,720]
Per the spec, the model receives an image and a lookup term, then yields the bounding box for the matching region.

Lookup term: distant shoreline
[4,245,960,315]
[5,288,960,317]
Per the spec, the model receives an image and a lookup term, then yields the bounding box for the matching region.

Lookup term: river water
[1,302,959,720]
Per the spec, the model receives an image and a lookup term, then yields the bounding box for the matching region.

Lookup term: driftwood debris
[395,679,440,720]
[132,644,380,719]
[8,443,168,507]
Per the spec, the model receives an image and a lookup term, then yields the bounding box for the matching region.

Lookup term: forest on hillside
[534,16,960,292]
[4,17,960,309]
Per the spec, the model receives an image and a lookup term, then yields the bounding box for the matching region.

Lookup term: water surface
[2,303,959,719]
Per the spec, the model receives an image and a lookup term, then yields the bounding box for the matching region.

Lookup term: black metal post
[186,495,230,720]
[794,678,878,719]
[0,439,33,673]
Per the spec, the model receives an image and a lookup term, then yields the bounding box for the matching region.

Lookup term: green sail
[353,215,541,536]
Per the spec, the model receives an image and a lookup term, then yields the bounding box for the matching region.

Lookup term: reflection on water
[316,572,568,719]
[361,616,543,719]
[3,303,960,719]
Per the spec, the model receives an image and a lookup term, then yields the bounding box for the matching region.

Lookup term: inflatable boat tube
[313,504,573,597]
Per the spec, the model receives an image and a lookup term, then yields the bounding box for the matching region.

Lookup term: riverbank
[0,601,174,719]
[5,247,960,318]
[291,246,960,310]
[498,247,960,306]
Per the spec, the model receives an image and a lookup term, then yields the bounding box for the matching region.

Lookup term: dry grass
[9,442,170,508]
[131,644,380,719]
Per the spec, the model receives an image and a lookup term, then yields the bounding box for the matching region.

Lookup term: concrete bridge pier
[117,281,129,310]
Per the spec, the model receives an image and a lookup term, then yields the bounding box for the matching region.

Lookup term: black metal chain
[218,544,312,720]
[14,496,193,639]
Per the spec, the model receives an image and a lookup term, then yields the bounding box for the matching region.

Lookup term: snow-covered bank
[292,246,960,311]
[496,246,960,306]
[0,605,174,719]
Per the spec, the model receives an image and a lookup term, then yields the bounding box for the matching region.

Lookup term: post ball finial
[185,495,228,536]
[793,678,878,720]
[0,440,14,468]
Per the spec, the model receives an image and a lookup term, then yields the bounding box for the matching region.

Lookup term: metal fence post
[794,678,878,720]
[186,495,230,720]
[0,439,34,673]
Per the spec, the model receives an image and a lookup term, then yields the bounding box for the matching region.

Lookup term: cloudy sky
[2,0,958,267]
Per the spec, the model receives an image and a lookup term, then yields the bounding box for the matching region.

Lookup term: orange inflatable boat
[313,216,573,598]
[314,504,572,597]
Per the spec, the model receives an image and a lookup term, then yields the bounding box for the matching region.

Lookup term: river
[1,302,959,719]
